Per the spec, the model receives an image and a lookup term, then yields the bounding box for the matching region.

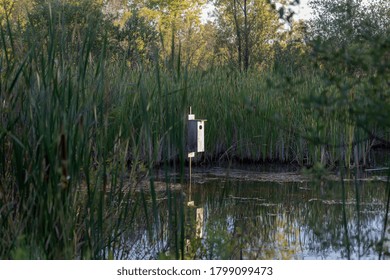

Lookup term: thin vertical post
[189,156,192,197]
[189,106,192,192]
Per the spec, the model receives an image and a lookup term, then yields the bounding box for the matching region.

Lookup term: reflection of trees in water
[303,200,383,259]
[188,180,387,259]
[116,179,388,259]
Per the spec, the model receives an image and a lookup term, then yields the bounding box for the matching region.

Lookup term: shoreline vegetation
[1,0,389,259]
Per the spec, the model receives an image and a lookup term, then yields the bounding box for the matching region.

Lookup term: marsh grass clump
[0,9,143,259]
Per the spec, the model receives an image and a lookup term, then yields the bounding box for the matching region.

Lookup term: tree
[129,0,206,69]
[308,0,390,46]
[302,0,390,166]
[214,0,280,71]
[121,8,158,66]
[24,0,121,58]
[273,19,310,71]
[0,0,32,26]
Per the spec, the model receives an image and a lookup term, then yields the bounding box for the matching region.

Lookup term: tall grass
[0,7,387,259]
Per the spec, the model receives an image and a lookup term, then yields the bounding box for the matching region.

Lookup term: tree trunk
[243,0,250,71]
[233,0,242,71]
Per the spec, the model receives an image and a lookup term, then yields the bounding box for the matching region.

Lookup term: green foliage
[302,0,390,167]
[0,6,145,258]
[308,0,390,46]
[214,0,280,71]
[0,0,32,25]
[133,0,206,69]
[120,8,158,66]
[27,0,116,55]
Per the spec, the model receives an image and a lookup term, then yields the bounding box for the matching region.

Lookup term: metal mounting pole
[189,106,192,194]
[189,155,192,199]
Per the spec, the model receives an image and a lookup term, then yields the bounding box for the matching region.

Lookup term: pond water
[119,168,390,260]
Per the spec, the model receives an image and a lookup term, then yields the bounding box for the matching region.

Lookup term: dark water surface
[184,178,388,260]
[121,169,390,260]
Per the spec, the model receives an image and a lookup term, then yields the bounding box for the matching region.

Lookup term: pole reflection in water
[185,180,204,256]
[196,208,204,238]
[384,213,390,260]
